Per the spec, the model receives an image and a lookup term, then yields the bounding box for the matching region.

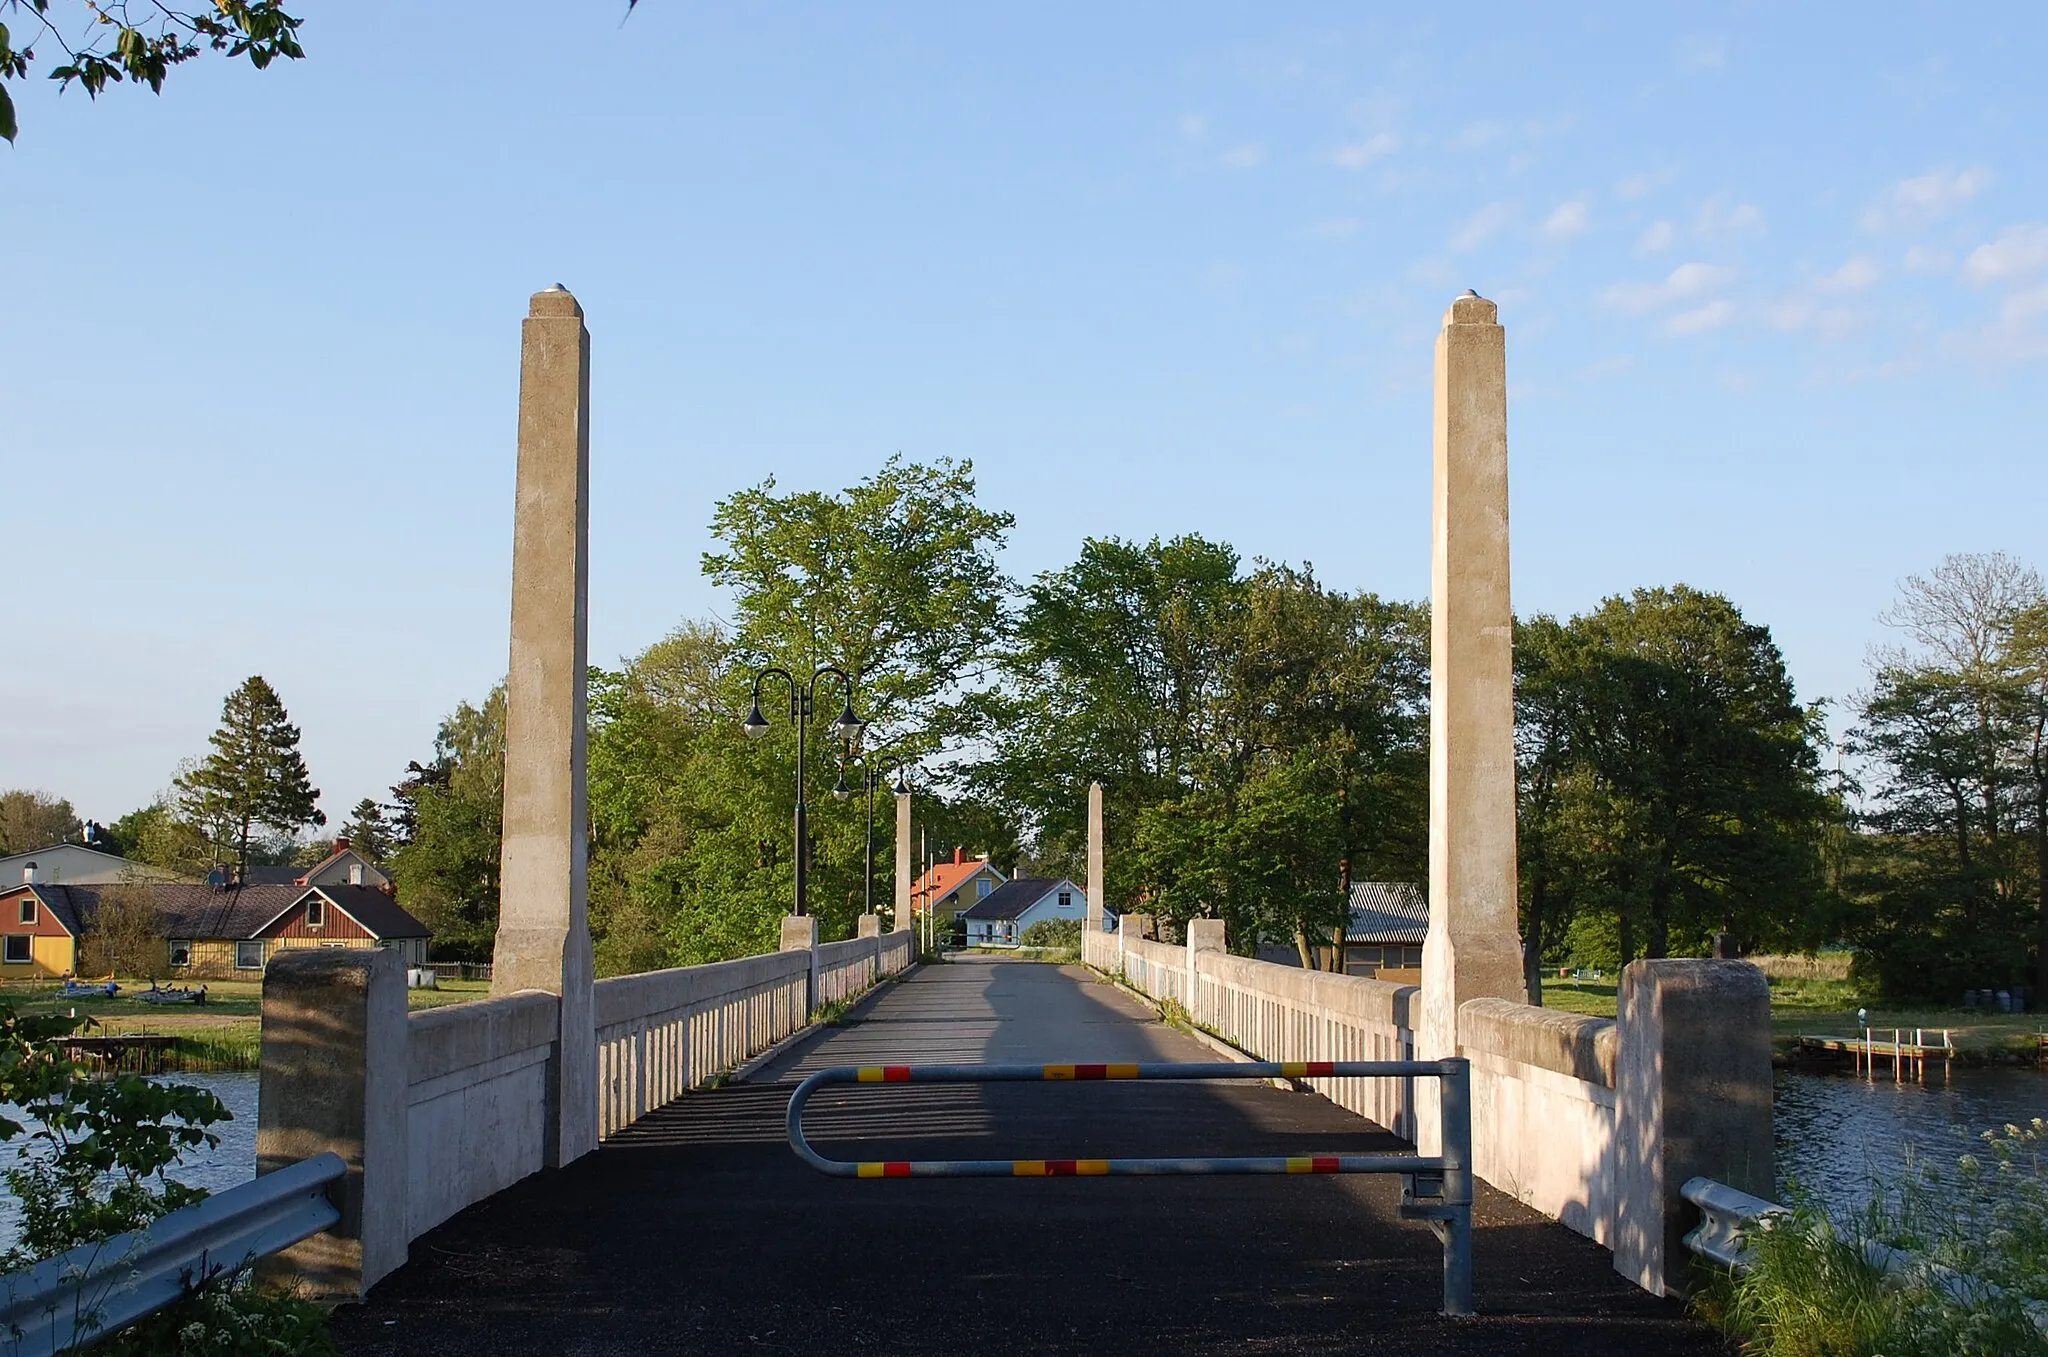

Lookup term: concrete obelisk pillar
[491,284,597,1168]
[893,788,913,933]
[1418,292,1525,1152]
[1085,782,1105,936]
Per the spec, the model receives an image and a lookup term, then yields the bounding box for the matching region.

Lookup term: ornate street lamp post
[743,666,863,917]
[833,752,910,925]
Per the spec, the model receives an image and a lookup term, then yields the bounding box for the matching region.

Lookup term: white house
[961,877,1095,947]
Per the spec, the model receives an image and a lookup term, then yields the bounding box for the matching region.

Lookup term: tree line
[10,460,2041,1003]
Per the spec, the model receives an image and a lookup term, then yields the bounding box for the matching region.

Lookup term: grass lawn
[0,975,497,1039]
[1540,974,2046,1056]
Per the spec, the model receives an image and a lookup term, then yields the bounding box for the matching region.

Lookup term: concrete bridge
[247,286,1776,1353]
[320,955,1723,1356]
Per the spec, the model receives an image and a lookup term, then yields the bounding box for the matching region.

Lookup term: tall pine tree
[176,676,325,877]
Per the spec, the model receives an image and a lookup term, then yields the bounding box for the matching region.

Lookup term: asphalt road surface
[332,956,1725,1356]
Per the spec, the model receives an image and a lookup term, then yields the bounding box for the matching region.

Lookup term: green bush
[1701,1120,2048,1357]
[0,1000,337,1353]
[1020,918,1082,949]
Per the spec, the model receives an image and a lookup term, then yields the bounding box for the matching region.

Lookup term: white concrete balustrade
[260,928,916,1300]
[1091,920,1772,1298]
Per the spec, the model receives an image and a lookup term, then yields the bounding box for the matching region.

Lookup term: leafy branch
[0,1,305,144]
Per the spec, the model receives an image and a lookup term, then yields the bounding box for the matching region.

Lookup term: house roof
[276,885,431,940]
[0,844,181,885]
[1347,882,1428,944]
[9,883,87,937]
[911,854,1003,906]
[961,878,1080,922]
[242,866,310,886]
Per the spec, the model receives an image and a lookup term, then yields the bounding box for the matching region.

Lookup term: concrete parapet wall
[817,935,881,1006]
[593,950,811,1139]
[1460,997,1615,1087]
[1459,997,1617,1245]
[405,992,560,1241]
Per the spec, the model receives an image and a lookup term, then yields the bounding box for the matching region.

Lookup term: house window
[3,936,30,964]
[1058,891,1072,910]
[235,941,266,971]
[17,896,35,925]
[304,897,325,929]
[168,940,192,968]
[976,878,992,899]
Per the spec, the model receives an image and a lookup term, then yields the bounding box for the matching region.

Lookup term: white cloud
[1666,300,1735,335]
[1540,201,1590,242]
[1637,221,1675,254]
[1679,35,1726,69]
[1614,169,1675,201]
[1219,143,1265,171]
[1304,218,1360,240]
[1448,201,1513,252]
[1453,121,1506,151]
[1602,261,1737,314]
[1815,256,1880,292]
[1179,113,1208,143]
[1860,166,1992,231]
[1696,196,1766,238]
[1576,354,1636,381]
[1962,223,2048,285]
[1768,300,1860,341]
[1331,132,1398,169]
[1903,244,1952,275]
[2004,284,2048,321]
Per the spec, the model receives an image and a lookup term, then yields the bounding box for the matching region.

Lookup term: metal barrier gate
[787,1058,1475,1315]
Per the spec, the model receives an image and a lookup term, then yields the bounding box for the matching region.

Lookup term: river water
[0,1067,2040,1250]
[0,1070,259,1251]
[1775,1064,2047,1215]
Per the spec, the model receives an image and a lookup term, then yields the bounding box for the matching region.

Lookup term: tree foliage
[174,676,324,878]
[1516,587,1835,988]
[1845,553,2048,1000]
[0,0,303,144]
[0,787,78,853]
[76,881,166,978]
[389,690,505,962]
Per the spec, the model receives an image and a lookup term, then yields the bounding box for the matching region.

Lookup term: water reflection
[0,1070,258,1251]
[1775,1065,2048,1216]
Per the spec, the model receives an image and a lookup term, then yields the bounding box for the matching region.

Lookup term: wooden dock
[60,1034,180,1073]
[1799,1028,1953,1080]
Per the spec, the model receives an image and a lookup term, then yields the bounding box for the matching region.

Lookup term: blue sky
[3,3,2044,826]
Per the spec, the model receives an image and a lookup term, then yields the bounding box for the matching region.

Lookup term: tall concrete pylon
[1418,292,1526,1149]
[894,786,913,933]
[490,284,598,1168]
[1085,781,1105,933]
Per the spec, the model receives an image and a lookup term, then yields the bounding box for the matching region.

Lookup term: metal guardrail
[1681,1175,1785,1269]
[787,1058,1475,1315]
[0,1152,345,1355]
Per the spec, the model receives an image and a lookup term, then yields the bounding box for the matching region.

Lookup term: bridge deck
[332,956,1723,1356]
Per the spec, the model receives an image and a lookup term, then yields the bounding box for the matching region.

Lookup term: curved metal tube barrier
[786,1058,1474,1315]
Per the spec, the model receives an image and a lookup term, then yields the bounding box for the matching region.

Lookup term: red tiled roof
[910,857,1001,909]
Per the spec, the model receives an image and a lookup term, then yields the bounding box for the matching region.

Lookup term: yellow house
[0,877,81,977]
[0,868,432,981]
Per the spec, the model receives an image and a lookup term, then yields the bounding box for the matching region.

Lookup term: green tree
[0,788,79,853]
[389,690,505,961]
[1845,554,2047,999]
[174,676,325,879]
[0,1,303,144]
[339,797,396,865]
[104,800,212,878]
[1520,587,1835,969]
[980,534,1242,901]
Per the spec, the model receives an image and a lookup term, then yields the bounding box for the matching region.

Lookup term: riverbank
[0,976,494,1069]
[1540,973,2044,1061]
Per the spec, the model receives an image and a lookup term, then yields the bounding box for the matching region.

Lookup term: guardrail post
[782,915,820,1015]
[1438,1057,1474,1316]
[1614,959,1773,1297]
[256,948,408,1298]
